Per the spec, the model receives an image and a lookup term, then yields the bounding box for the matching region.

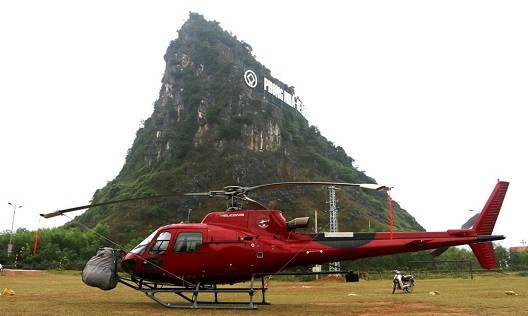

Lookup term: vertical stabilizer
[469,181,509,269]
[471,181,509,235]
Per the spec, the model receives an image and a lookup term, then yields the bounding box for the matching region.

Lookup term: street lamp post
[7,202,22,257]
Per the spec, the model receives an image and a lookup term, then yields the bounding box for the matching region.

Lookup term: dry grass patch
[0,271,526,316]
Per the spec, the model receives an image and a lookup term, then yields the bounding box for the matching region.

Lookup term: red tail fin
[471,181,509,235]
[470,242,496,269]
[470,180,509,269]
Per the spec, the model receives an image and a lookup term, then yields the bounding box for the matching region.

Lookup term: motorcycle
[392,270,414,293]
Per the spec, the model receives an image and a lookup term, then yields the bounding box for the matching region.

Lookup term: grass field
[0,270,526,315]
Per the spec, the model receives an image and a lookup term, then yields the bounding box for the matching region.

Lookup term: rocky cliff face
[70,13,423,245]
[153,13,301,159]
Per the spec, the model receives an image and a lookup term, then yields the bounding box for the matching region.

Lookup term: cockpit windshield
[130,230,158,255]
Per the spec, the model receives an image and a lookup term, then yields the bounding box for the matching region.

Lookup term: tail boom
[290,181,509,270]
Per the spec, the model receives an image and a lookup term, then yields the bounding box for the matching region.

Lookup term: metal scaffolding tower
[328,186,340,273]
[329,186,338,233]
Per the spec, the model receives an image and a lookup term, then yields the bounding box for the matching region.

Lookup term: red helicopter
[41,180,509,309]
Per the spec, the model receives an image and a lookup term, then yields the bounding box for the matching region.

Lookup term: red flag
[33,229,39,254]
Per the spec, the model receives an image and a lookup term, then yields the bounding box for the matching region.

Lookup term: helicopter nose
[121,257,136,274]
[121,252,140,274]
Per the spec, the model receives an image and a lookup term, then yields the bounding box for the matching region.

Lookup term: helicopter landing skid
[138,276,268,310]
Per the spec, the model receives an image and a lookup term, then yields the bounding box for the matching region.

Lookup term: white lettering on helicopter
[324,232,354,238]
[220,213,245,218]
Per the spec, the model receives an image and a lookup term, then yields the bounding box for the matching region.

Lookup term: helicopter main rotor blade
[40,192,180,219]
[245,181,391,193]
[43,182,391,219]
[184,182,391,198]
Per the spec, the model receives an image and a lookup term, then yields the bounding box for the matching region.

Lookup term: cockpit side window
[174,232,202,253]
[148,231,172,254]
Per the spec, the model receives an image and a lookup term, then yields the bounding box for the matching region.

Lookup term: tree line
[1,227,527,273]
[0,225,138,270]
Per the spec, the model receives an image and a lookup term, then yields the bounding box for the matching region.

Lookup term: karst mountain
[68,12,423,245]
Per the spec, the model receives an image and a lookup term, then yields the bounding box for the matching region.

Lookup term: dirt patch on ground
[315,275,346,282]
[357,303,472,316]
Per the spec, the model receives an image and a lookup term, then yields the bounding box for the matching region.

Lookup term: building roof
[510,246,527,252]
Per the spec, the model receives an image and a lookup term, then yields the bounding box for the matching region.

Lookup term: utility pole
[7,202,22,257]
[314,210,318,233]
[313,210,321,279]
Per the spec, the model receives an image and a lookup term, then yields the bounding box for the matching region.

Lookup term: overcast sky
[1,1,527,248]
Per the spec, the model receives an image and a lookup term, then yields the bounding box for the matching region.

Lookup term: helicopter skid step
[140,280,268,309]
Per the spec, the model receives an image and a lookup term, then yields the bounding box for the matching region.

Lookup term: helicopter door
[172,231,205,283]
[200,236,262,284]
